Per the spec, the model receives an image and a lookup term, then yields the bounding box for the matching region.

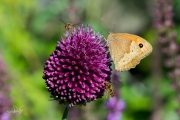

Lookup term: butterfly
[107,32,153,71]
[101,18,153,71]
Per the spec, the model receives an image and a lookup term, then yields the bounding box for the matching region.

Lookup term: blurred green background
[0,0,180,120]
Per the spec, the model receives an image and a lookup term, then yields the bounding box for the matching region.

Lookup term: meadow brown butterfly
[107,32,153,72]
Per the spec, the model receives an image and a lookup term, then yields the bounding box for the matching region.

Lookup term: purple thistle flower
[42,25,112,107]
[0,53,11,120]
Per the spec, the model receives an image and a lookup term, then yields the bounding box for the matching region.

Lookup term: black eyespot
[139,43,143,48]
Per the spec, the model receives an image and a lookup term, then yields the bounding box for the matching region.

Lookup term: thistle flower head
[42,25,112,107]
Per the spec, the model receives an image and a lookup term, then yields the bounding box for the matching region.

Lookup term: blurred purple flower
[153,0,180,117]
[68,107,82,120]
[106,97,125,120]
[107,97,125,111]
[0,53,11,120]
[42,25,112,107]
[111,70,123,97]
[1,112,10,120]
[106,70,125,120]
[154,0,180,90]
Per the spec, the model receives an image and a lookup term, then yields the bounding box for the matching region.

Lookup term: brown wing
[107,32,132,63]
[119,33,153,57]
[107,33,152,71]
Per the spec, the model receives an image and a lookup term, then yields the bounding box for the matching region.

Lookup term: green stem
[61,106,70,120]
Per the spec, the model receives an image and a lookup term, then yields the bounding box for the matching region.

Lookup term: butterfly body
[107,32,153,72]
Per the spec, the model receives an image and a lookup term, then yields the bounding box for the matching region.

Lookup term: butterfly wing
[107,33,152,71]
[120,33,153,54]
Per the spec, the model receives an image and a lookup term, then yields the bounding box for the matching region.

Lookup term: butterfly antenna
[101,18,113,32]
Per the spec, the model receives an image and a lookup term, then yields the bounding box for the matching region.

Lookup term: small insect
[104,81,114,97]
[64,23,75,31]
[60,18,81,31]
[101,18,153,72]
